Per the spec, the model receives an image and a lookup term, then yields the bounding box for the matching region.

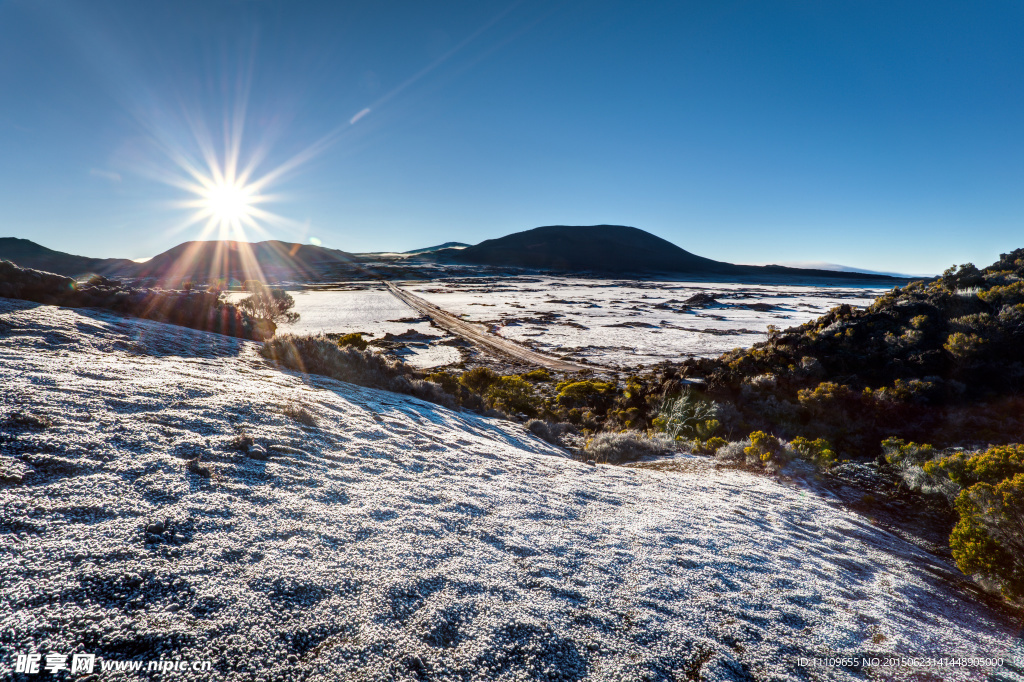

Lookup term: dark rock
[684,293,720,306]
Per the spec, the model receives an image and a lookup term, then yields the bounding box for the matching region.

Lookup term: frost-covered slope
[0,298,1020,682]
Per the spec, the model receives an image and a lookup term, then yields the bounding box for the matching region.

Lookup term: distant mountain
[132,240,364,285]
[0,238,135,278]
[436,225,731,273]
[772,261,918,278]
[433,225,906,282]
[403,242,469,255]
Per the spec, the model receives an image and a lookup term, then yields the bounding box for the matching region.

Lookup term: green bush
[485,376,540,416]
[523,368,551,382]
[924,444,1024,488]
[881,437,935,466]
[950,474,1024,600]
[336,332,368,350]
[555,380,616,407]
[790,436,837,467]
[692,436,727,455]
[744,430,787,465]
[943,332,986,359]
[425,371,460,394]
[978,281,1024,307]
[460,367,500,393]
[797,381,856,408]
[925,444,1024,600]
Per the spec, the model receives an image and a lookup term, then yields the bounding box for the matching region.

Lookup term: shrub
[924,444,1024,488]
[949,474,1024,600]
[261,334,453,409]
[978,281,1024,307]
[336,332,368,350]
[871,379,936,404]
[485,376,540,416]
[943,332,986,359]
[881,438,934,466]
[998,303,1024,324]
[692,436,728,455]
[716,439,750,464]
[236,280,299,324]
[555,380,617,407]
[584,432,669,464]
[797,381,856,409]
[790,436,837,467]
[460,367,500,393]
[651,390,719,440]
[523,368,551,382]
[526,419,575,446]
[940,263,984,291]
[923,444,1024,600]
[744,430,786,465]
[425,371,460,394]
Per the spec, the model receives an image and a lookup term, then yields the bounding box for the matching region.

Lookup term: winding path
[383,280,594,372]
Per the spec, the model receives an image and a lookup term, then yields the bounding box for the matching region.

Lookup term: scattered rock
[3,410,53,430]
[186,457,212,478]
[228,432,255,452]
[684,292,720,306]
[247,444,270,460]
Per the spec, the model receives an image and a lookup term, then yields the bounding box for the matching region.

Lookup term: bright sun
[203,182,253,224]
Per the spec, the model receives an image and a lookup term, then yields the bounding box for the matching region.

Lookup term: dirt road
[383,280,595,372]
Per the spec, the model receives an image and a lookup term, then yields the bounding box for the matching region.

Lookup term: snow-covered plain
[1,298,1021,682]
[227,287,463,368]
[405,277,889,367]
[230,278,887,370]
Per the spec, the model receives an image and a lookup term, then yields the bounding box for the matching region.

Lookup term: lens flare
[204,182,252,224]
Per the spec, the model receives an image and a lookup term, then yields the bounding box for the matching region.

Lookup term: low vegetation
[235,280,299,324]
[0,260,279,341]
[677,249,1024,455]
[261,334,454,408]
[583,431,670,464]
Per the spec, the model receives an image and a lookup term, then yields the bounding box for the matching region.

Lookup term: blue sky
[1,1,1021,274]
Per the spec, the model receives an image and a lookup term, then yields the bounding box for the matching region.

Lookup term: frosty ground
[1,298,1021,682]
[263,277,887,370]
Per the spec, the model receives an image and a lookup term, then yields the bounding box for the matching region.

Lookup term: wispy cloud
[349,108,371,125]
[89,168,122,182]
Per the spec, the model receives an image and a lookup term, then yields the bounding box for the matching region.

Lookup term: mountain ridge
[430,225,906,282]
[1,228,909,283]
[0,237,136,278]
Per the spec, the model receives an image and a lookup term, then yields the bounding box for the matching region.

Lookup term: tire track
[383,281,596,372]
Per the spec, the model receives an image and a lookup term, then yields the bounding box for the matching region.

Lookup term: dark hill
[133,240,364,285]
[403,241,469,255]
[436,225,905,282]
[439,225,730,274]
[0,238,135,278]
